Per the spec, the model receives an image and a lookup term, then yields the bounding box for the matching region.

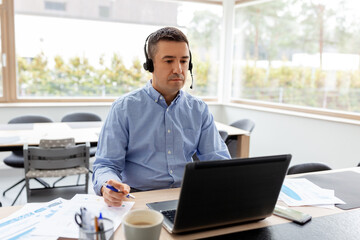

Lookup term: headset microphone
[190,68,194,89]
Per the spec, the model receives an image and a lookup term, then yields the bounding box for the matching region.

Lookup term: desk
[0,121,250,158]
[215,122,250,158]
[0,121,102,151]
[0,168,359,239]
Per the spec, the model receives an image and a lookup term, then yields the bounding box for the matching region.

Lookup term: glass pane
[232,0,360,113]
[0,14,3,97]
[14,0,221,98]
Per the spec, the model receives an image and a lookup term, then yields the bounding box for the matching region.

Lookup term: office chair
[225,119,255,158]
[287,162,332,175]
[3,115,53,205]
[24,141,90,203]
[219,130,228,142]
[61,112,102,157]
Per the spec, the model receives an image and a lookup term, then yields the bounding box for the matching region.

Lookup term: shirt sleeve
[92,100,129,195]
[196,104,231,161]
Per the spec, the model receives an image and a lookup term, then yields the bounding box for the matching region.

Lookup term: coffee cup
[122,209,163,240]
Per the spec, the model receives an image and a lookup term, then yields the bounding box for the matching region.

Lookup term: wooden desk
[215,122,250,158]
[0,121,250,158]
[1,168,359,239]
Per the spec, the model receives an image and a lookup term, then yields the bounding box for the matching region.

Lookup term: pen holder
[79,217,114,240]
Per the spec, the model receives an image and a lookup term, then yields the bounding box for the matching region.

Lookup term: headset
[143,34,194,89]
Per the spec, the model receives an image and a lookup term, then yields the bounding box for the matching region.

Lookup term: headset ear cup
[143,62,148,71]
[143,59,154,72]
[188,62,193,71]
[148,59,154,72]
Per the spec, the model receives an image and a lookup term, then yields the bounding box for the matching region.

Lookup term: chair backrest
[39,138,75,149]
[8,115,53,124]
[61,112,102,122]
[230,119,255,133]
[24,142,90,172]
[219,130,228,141]
[287,162,332,175]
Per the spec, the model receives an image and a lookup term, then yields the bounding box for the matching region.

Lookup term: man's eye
[166,60,173,63]
[181,60,188,64]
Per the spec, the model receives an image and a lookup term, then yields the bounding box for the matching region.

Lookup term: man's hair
[147,27,189,60]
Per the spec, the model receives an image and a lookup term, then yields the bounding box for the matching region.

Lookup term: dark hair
[147,27,189,59]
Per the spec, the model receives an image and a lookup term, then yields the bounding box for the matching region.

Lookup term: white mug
[122,209,163,240]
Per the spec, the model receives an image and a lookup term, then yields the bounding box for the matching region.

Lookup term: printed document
[279,178,345,207]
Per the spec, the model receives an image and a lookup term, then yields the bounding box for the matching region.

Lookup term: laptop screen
[148,154,291,234]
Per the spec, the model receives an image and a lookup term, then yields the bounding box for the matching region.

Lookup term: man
[93,27,230,207]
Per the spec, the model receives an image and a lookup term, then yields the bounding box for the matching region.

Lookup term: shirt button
[167,129,171,133]
[155,99,158,102]
[170,170,173,174]
[167,108,169,112]
[160,96,163,99]
[168,150,171,154]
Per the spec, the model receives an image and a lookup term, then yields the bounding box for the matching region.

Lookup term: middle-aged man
[93,27,230,206]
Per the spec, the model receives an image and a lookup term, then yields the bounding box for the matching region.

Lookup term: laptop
[146,154,291,234]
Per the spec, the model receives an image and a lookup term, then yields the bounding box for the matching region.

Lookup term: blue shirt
[92,80,230,195]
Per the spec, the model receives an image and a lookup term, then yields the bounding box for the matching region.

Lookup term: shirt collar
[145,79,183,104]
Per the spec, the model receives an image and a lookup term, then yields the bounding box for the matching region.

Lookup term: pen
[102,183,136,199]
[98,213,106,240]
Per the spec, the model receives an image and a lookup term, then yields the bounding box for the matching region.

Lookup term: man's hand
[101,179,131,207]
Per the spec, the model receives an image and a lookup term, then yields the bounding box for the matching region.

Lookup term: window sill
[226,101,360,126]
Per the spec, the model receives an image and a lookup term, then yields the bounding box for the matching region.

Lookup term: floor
[0,158,96,207]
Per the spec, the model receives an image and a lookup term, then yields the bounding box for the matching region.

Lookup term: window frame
[2,0,360,122]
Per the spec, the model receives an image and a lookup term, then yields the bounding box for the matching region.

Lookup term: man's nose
[173,62,182,74]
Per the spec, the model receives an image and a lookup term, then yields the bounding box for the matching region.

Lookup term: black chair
[61,112,102,157]
[3,115,53,205]
[358,162,360,167]
[225,119,255,158]
[287,162,332,175]
[61,112,101,122]
[219,130,228,141]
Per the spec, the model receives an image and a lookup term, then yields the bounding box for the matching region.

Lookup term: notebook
[147,154,291,234]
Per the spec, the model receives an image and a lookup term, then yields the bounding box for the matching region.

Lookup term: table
[0,168,359,239]
[0,121,250,158]
[0,121,102,151]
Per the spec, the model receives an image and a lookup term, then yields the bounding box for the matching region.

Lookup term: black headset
[143,34,194,89]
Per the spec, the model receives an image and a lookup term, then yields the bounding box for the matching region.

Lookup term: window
[232,0,360,114]
[44,1,66,11]
[99,6,110,18]
[11,0,221,100]
[0,14,2,98]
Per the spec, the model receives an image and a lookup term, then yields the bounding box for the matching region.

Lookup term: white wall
[217,104,360,169]
[1,103,359,169]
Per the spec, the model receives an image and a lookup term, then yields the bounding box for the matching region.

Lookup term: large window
[12,0,221,100]
[232,0,360,114]
[0,3,3,98]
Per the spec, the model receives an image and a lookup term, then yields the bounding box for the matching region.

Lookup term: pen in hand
[102,183,136,199]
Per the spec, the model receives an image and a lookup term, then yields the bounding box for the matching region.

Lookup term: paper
[31,194,134,238]
[0,198,67,240]
[279,178,345,207]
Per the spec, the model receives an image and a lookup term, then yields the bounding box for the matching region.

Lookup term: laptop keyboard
[160,209,176,223]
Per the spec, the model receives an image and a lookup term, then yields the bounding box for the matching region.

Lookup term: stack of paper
[0,194,134,240]
[279,178,345,208]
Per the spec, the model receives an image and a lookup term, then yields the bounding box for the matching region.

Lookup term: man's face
[151,40,190,98]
